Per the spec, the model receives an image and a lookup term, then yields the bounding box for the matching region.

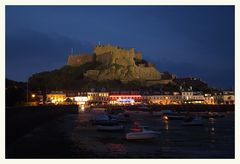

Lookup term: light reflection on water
[106,143,126,155]
[69,112,234,158]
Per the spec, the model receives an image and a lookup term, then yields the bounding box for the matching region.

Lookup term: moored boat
[90,114,119,125]
[161,110,185,120]
[182,116,204,126]
[126,126,161,140]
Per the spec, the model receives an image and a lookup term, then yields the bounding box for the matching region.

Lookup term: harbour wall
[6,105,78,144]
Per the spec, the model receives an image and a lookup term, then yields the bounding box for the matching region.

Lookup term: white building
[204,94,215,104]
[182,91,205,104]
[144,92,182,105]
[182,91,193,101]
[222,91,234,104]
[46,91,66,104]
[87,92,109,105]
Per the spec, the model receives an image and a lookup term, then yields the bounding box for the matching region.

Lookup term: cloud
[152,57,234,89]
[6,28,95,81]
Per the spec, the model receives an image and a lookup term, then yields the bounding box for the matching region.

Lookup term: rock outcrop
[68,44,174,84]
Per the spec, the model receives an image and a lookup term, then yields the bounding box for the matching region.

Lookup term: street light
[27,79,29,104]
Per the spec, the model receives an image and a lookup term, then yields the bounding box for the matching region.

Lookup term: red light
[110,95,141,97]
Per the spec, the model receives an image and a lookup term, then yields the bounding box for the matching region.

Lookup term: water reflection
[106,143,126,155]
[164,122,169,131]
[69,111,234,158]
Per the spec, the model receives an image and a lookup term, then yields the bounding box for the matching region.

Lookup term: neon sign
[117,98,135,103]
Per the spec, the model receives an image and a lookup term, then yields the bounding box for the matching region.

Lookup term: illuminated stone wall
[67,44,174,85]
[134,52,142,60]
[67,54,93,66]
[94,45,136,66]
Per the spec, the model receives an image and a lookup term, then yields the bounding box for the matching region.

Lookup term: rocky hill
[29,44,176,90]
[68,44,175,84]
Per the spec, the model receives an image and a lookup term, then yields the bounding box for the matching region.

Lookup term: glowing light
[110,95,141,98]
[163,115,168,120]
[74,96,88,102]
[117,98,134,103]
[31,94,36,98]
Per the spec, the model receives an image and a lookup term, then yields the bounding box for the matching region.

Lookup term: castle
[67,44,175,85]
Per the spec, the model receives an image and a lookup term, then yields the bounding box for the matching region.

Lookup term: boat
[164,114,185,120]
[126,126,161,140]
[113,113,131,123]
[208,112,225,118]
[90,114,119,125]
[182,116,204,126]
[200,111,225,119]
[161,110,185,120]
[96,124,124,131]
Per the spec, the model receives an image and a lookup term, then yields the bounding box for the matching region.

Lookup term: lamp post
[27,79,29,104]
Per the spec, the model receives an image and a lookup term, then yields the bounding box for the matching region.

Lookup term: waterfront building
[44,89,234,106]
[204,94,215,104]
[171,92,182,104]
[182,91,194,101]
[145,95,171,105]
[87,92,109,105]
[144,92,182,105]
[182,91,205,104]
[222,91,235,104]
[212,92,224,104]
[65,91,88,109]
[46,91,66,104]
[109,93,142,105]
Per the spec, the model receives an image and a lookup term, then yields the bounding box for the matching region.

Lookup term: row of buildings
[31,89,235,108]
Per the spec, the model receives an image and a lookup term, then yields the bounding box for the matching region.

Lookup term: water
[6,111,234,158]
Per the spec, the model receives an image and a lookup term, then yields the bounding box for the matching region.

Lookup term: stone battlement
[67,45,142,67]
[94,45,142,60]
[94,44,135,56]
[67,54,93,66]
[94,45,136,66]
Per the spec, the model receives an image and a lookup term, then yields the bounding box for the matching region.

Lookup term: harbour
[6,105,234,158]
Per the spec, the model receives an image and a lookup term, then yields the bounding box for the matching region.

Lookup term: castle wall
[146,79,173,86]
[67,54,93,66]
[134,52,142,60]
[94,45,136,66]
[137,66,162,80]
[95,52,114,66]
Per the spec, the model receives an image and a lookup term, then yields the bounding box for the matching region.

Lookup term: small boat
[182,116,204,126]
[113,113,131,123]
[201,112,225,119]
[96,124,124,131]
[126,126,161,140]
[208,112,225,118]
[164,114,185,120]
[161,110,185,120]
[161,113,185,120]
[90,114,119,125]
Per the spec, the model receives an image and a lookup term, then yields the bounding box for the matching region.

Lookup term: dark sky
[6,6,234,89]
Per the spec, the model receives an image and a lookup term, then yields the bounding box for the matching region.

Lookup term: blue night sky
[6,6,234,89]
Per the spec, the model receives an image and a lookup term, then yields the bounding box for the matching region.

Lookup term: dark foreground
[6,106,234,158]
